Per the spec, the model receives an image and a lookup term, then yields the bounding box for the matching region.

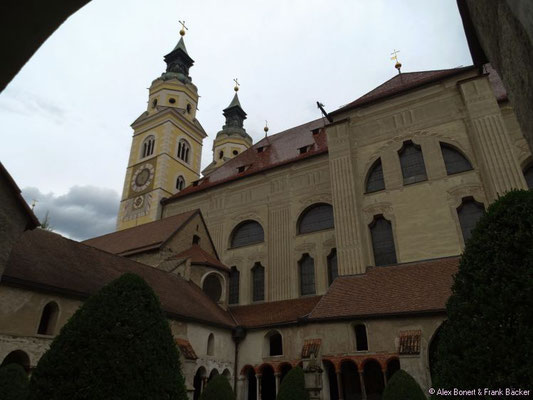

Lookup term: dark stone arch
[37,301,59,335]
[193,366,206,400]
[1,350,30,373]
[341,360,361,400]
[260,364,276,400]
[322,359,339,400]
[208,368,219,382]
[429,323,444,384]
[245,366,257,400]
[363,359,384,400]
[386,358,400,381]
[279,363,292,383]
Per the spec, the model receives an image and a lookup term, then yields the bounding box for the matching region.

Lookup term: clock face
[131,163,155,192]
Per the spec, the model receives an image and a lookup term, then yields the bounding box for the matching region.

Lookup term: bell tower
[116,25,206,231]
[202,81,253,175]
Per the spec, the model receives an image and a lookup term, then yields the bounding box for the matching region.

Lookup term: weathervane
[179,20,188,36]
[264,120,269,137]
[391,49,402,74]
[233,78,240,92]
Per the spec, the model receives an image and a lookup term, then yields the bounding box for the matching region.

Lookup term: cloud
[21,186,120,241]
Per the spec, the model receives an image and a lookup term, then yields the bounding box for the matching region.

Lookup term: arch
[327,248,338,286]
[386,358,400,381]
[363,359,385,399]
[37,301,59,335]
[365,158,385,193]
[340,359,361,400]
[230,220,264,248]
[260,364,276,400]
[193,366,207,400]
[457,197,485,243]
[141,135,155,158]
[354,323,369,351]
[369,215,397,266]
[265,330,283,356]
[298,203,334,234]
[229,266,240,304]
[222,368,231,380]
[429,323,445,384]
[206,333,214,356]
[298,253,316,296]
[523,161,533,189]
[192,234,200,245]
[208,368,219,382]
[440,142,473,175]
[176,175,185,191]
[1,350,30,372]
[219,150,224,159]
[202,273,223,303]
[177,138,191,163]
[279,363,292,383]
[398,140,427,185]
[251,262,265,302]
[245,365,257,400]
[322,359,339,400]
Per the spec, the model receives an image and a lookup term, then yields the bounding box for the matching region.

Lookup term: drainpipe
[232,326,247,393]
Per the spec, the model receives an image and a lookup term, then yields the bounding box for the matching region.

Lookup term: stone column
[237,376,246,400]
[336,370,344,400]
[359,370,367,400]
[275,372,281,395]
[256,374,262,400]
[382,368,388,386]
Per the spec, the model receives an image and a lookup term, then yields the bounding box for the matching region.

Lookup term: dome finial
[233,78,240,92]
[391,49,402,74]
[264,120,269,137]
[179,20,188,37]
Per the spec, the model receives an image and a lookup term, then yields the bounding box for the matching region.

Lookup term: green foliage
[277,367,309,400]
[382,369,426,400]
[199,375,235,400]
[0,363,29,400]
[39,211,53,231]
[433,190,533,392]
[28,273,187,400]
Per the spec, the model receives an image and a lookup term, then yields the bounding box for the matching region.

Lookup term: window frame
[365,158,385,193]
[177,138,191,164]
[251,262,265,302]
[457,197,485,244]
[229,220,264,249]
[141,135,155,159]
[440,142,473,175]
[229,266,240,305]
[369,214,397,266]
[297,203,335,235]
[298,253,316,296]
[398,140,427,185]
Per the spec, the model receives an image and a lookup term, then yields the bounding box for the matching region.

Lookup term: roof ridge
[229,295,322,309]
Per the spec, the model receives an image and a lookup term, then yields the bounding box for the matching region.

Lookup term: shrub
[382,369,425,400]
[433,190,533,391]
[0,363,29,400]
[199,375,235,400]
[28,273,188,400]
[277,367,309,400]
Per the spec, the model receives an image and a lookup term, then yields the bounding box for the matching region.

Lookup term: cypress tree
[382,369,426,400]
[28,273,188,400]
[277,367,309,400]
[433,190,533,393]
[0,363,29,400]
[199,375,235,400]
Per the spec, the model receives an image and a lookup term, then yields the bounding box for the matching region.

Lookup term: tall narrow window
[252,263,265,302]
[298,203,334,234]
[141,135,155,158]
[207,333,214,356]
[178,139,191,163]
[399,141,427,185]
[268,332,283,356]
[457,198,485,243]
[230,220,264,248]
[354,324,368,351]
[176,175,185,191]
[299,254,315,296]
[369,215,397,266]
[440,143,473,175]
[524,163,533,189]
[37,302,59,335]
[366,158,385,193]
[327,249,338,286]
[192,235,200,245]
[229,267,240,305]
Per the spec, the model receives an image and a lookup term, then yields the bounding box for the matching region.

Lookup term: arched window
[366,158,385,193]
[267,331,283,356]
[229,267,240,305]
[192,235,200,245]
[177,139,191,163]
[524,163,533,189]
[298,203,334,234]
[440,143,473,175]
[37,301,59,335]
[354,324,368,351]
[202,274,222,303]
[327,249,338,286]
[176,175,185,191]
[252,262,265,302]
[398,141,427,185]
[219,150,224,159]
[457,197,485,243]
[207,333,214,356]
[1,350,30,372]
[299,254,315,296]
[141,135,155,158]
[230,220,264,248]
[369,215,397,266]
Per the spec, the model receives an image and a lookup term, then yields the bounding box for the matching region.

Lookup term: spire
[161,22,194,83]
[216,80,252,141]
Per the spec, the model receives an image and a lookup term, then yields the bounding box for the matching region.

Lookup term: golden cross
[390,49,400,62]
[31,199,38,210]
[233,78,239,87]
[179,20,188,32]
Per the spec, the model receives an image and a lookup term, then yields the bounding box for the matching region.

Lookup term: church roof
[308,256,459,320]
[3,229,236,328]
[172,244,229,272]
[83,210,199,256]
[163,118,327,203]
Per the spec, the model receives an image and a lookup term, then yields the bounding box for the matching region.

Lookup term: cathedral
[1,25,532,400]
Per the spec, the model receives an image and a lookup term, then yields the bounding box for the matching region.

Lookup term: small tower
[117,24,207,231]
[202,81,253,175]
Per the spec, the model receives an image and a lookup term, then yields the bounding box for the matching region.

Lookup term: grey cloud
[21,186,120,241]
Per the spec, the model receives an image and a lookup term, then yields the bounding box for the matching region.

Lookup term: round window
[169,98,176,104]
[202,274,222,302]
[233,150,238,156]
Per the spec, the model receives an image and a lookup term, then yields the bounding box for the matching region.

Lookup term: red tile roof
[230,296,322,329]
[331,66,477,115]
[4,229,236,328]
[163,119,327,203]
[301,339,322,358]
[172,244,229,272]
[83,210,198,256]
[308,257,459,320]
[175,338,198,360]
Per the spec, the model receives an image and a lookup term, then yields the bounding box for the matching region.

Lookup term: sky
[0,0,472,240]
